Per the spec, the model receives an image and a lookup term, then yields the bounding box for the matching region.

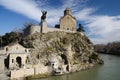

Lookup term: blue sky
[0,0,120,44]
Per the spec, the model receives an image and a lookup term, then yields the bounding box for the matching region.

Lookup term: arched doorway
[16,57,22,68]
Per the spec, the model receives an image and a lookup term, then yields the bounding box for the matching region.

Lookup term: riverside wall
[10,66,52,79]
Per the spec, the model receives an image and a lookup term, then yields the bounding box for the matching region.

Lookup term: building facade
[4,42,29,69]
[60,8,76,31]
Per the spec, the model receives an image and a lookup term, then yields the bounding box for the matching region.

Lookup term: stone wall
[47,27,76,33]
[24,25,40,36]
[10,66,52,79]
[23,21,77,35]
[0,49,6,55]
[0,56,5,73]
[30,25,40,35]
[10,68,34,78]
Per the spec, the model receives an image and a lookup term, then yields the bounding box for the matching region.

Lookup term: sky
[0,0,120,44]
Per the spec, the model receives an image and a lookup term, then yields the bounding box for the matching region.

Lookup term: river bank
[97,51,120,56]
[33,54,120,80]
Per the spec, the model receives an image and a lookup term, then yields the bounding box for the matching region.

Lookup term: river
[38,54,120,80]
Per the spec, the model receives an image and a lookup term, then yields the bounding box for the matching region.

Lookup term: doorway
[16,57,22,68]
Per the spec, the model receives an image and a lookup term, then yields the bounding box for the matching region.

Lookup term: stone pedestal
[41,21,47,33]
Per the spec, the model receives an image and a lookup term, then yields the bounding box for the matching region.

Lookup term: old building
[23,8,77,36]
[60,8,76,31]
[23,24,40,36]
[4,42,29,69]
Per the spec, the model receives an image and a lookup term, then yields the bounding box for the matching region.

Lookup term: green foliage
[2,32,22,46]
[47,47,53,51]
[89,53,98,60]
[24,73,49,80]
[73,60,79,65]
[95,41,120,54]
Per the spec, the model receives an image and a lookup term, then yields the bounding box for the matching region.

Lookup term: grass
[47,47,53,51]
[24,73,49,80]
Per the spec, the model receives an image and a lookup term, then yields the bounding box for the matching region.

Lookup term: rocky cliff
[21,31,103,74]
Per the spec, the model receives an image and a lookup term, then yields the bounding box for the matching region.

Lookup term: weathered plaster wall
[5,44,28,54]
[30,25,40,34]
[9,53,28,69]
[47,27,76,33]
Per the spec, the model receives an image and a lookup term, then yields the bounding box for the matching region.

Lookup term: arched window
[16,56,22,68]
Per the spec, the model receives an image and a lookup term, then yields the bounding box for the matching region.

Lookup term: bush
[89,53,98,60]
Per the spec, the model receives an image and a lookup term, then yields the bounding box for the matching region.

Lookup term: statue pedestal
[41,21,47,33]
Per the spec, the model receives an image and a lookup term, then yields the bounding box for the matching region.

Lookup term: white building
[4,42,29,70]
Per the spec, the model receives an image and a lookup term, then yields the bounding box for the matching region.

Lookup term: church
[60,8,76,31]
[23,8,77,36]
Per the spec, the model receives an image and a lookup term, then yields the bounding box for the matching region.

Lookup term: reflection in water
[37,54,120,80]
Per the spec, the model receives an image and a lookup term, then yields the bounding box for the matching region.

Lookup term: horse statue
[41,10,47,22]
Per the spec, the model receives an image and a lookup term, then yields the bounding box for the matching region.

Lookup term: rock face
[21,31,103,75]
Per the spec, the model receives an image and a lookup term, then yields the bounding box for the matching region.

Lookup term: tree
[0,35,2,48]
[77,23,85,32]
[2,32,22,46]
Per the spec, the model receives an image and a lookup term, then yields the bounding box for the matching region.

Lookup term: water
[38,54,120,80]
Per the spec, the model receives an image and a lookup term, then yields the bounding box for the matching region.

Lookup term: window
[6,48,8,51]
[25,49,27,52]
[12,59,14,63]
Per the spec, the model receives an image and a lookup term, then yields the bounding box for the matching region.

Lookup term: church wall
[60,15,76,31]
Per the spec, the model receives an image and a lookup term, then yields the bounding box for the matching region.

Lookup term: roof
[6,42,18,47]
[60,8,76,20]
[60,15,76,21]
[5,42,25,48]
[65,7,70,11]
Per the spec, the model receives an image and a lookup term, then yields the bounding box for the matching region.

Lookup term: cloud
[89,15,120,44]
[0,0,120,44]
[75,8,120,44]
[0,0,41,21]
[0,0,86,26]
